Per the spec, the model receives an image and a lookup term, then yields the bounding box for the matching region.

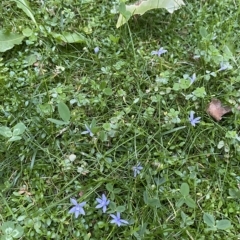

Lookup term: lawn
[0,0,240,239]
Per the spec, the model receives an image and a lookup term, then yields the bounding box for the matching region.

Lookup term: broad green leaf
[51,32,86,43]
[222,45,233,60]
[118,2,131,21]
[58,102,71,122]
[24,54,37,66]
[103,88,113,96]
[1,221,15,231]
[103,123,111,131]
[185,196,196,208]
[154,177,166,185]
[12,122,26,136]
[143,191,149,204]
[0,30,25,52]
[176,197,185,208]
[116,205,126,212]
[0,126,12,138]
[106,183,113,192]
[193,87,206,98]
[143,191,160,207]
[22,27,33,37]
[229,188,240,199]
[47,118,69,125]
[12,0,37,27]
[180,183,189,196]
[199,27,208,38]
[217,140,224,149]
[181,211,187,221]
[8,136,22,142]
[13,225,24,237]
[203,213,215,227]
[216,219,231,230]
[147,198,161,208]
[116,0,185,28]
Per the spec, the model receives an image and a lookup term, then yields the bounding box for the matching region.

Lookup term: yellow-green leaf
[12,0,38,27]
[117,0,185,28]
[0,30,25,52]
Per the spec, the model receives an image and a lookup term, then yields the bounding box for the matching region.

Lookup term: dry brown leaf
[206,99,232,121]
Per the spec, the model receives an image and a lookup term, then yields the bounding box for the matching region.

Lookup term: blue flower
[81,124,94,137]
[94,47,99,54]
[96,194,110,213]
[189,73,196,84]
[219,62,228,71]
[110,212,129,227]
[132,163,143,177]
[69,198,86,218]
[151,47,167,57]
[189,111,201,126]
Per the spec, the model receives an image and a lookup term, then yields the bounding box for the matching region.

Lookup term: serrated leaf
[58,102,71,122]
[0,30,25,52]
[180,183,189,196]
[12,122,26,136]
[117,0,185,28]
[12,0,37,27]
[51,32,86,43]
[0,126,12,138]
[216,219,231,230]
[203,213,215,227]
[47,118,68,125]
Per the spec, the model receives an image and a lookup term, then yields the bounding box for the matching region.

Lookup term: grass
[1,0,240,239]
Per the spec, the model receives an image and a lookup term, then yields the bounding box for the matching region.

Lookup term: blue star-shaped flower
[189,111,201,126]
[151,47,167,57]
[96,194,110,213]
[110,212,129,227]
[68,198,86,218]
[81,124,94,137]
[189,73,196,84]
[219,62,228,71]
[94,47,99,54]
[132,163,143,177]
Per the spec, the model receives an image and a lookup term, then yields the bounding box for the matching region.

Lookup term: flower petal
[70,198,78,205]
[79,208,85,215]
[120,219,129,225]
[110,214,117,219]
[69,206,76,214]
[75,210,80,218]
[78,202,86,207]
[96,203,103,209]
[102,205,107,213]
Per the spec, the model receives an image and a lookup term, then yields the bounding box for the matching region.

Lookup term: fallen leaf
[206,99,232,121]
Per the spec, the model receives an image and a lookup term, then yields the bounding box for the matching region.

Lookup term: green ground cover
[0,0,240,239]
